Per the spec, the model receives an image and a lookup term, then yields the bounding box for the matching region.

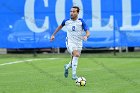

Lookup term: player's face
[70,8,78,20]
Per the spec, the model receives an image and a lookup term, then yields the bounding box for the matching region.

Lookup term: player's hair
[72,6,80,13]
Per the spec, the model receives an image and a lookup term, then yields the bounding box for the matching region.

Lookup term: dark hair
[72,6,80,13]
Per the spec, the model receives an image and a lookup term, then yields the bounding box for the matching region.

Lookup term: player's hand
[83,36,88,41]
[50,35,55,41]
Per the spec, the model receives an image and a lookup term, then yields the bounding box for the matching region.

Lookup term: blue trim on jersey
[78,18,89,31]
[61,19,69,27]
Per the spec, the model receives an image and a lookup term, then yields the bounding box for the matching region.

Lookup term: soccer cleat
[72,74,78,80]
[64,64,68,78]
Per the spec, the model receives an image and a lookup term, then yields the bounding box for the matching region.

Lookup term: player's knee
[76,52,80,57]
[73,51,80,57]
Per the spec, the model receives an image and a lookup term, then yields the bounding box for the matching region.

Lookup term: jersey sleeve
[79,18,89,31]
[61,19,68,27]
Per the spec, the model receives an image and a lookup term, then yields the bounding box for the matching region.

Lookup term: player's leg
[71,50,80,80]
[64,56,73,78]
[66,56,73,69]
[64,40,71,78]
[64,43,81,80]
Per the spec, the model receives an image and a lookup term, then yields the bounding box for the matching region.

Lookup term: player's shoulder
[78,18,86,23]
[78,18,84,21]
[61,18,71,26]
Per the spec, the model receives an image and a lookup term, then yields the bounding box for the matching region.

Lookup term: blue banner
[0,0,140,48]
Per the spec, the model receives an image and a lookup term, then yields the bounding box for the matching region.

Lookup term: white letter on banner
[55,0,65,27]
[90,0,114,31]
[55,0,83,28]
[120,0,140,30]
[24,0,49,33]
[72,0,83,18]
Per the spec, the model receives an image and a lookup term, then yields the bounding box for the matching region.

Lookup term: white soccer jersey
[61,18,89,46]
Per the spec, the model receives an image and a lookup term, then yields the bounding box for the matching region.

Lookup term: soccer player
[50,6,90,80]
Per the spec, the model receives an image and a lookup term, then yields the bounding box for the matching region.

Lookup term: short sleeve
[61,19,69,27]
[79,18,89,31]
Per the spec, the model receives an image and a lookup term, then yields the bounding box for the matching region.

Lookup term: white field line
[0,58,59,66]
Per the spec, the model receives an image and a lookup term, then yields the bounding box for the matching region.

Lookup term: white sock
[66,61,72,69]
[72,57,78,75]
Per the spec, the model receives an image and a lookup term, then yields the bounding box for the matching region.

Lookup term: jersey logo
[72,26,75,31]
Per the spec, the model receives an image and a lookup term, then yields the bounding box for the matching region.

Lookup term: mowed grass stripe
[0,55,139,93]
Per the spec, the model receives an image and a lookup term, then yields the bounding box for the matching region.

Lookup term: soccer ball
[75,77,86,86]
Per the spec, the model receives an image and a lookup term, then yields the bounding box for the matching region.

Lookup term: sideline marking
[0,58,59,66]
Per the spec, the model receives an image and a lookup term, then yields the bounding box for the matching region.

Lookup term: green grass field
[0,53,140,93]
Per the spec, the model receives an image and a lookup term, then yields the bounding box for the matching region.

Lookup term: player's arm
[83,30,90,41]
[50,19,66,41]
[80,18,90,41]
[50,25,63,41]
